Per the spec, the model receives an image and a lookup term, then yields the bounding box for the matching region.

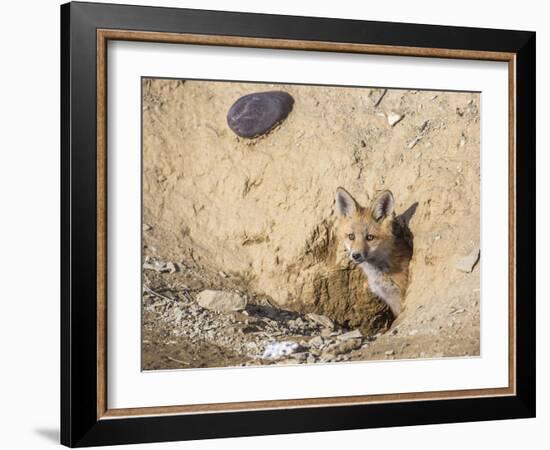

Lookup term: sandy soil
[141,79,480,370]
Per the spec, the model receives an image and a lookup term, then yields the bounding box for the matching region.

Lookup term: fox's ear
[372,190,394,221]
[335,187,358,217]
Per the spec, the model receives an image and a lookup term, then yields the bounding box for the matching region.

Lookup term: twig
[143,286,174,302]
[374,89,387,107]
[181,290,194,303]
[167,356,191,366]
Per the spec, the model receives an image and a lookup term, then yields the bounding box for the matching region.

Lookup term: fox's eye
[348,233,355,241]
[366,234,375,241]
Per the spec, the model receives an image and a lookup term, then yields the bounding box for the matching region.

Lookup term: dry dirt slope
[141,79,480,367]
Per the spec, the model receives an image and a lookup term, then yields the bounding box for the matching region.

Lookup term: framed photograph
[61,1,535,447]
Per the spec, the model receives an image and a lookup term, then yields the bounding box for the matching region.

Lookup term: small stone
[196,290,247,313]
[309,348,321,357]
[323,338,362,358]
[308,336,324,348]
[227,91,294,138]
[321,328,334,338]
[385,350,395,357]
[337,329,362,341]
[290,317,307,329]
[306,313,334,329]
[164,262,177,274]
[173,308,183,322]
[291,352,308,363]
[142,259,177,273]
[143,262,159,272]
[143,223,152,231]
[387,112,404,127]
[455,246,480,273]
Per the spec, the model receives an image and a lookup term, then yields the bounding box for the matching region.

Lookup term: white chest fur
[359,262,401,315]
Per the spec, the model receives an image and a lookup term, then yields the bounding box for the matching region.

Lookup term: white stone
[196,290,247,313]
[455,246,480,273]
[387,112,404,127]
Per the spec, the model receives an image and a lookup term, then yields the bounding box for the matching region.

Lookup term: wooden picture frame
[61,1,535,447]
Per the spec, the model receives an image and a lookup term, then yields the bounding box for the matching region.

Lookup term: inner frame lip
[95,28,516,420]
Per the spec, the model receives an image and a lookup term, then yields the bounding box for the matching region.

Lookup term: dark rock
[227,91,294,138]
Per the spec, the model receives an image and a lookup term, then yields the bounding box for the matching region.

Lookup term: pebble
[387,112,404,127]
[291,352,308,363]
[319,355,334,363]
[227,91,294,138]
[164,262,177,274]
[455,246,480,273]
[143,259,178,274]
[321,328,335,337]
[306,313,334,329]
[337,329,362,341]
[308,335,324,347]
[322,338,362,358]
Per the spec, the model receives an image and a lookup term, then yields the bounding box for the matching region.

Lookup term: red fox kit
[335,187,413,317]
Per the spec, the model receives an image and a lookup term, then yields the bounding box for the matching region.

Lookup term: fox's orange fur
[335,187,413,317]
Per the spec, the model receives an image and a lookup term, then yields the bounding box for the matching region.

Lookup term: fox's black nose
[352,252,362,261]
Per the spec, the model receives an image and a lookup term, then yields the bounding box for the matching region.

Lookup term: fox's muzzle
[350,250,368,263]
